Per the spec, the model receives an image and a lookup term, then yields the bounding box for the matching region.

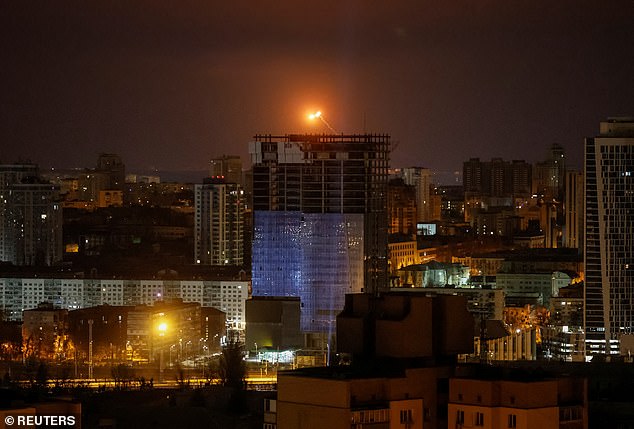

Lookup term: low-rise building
[394,261,469,288]
[68,304,133,363]
[388,237,419,273]
[0,276,249,330]
[496,271,572,306]
[126,299,201,364]
[22,303,69,361]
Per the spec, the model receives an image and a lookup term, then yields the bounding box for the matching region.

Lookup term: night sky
[1,1,633,178]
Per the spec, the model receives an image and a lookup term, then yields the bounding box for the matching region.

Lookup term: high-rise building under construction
[249,134,390,334]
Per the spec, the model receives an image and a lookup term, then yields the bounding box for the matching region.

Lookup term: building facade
[387,178,417,235]
[194,177,245,266]
[584,117,634,356]
[0,277,248,329]
[401,167,439,222]
[448,377,586,429]
[563,170,584,250]
[463,158,532,225]
[22,303,69,361]
[209,155,243,185]
[250,134,390,334]
[0,167,62,266]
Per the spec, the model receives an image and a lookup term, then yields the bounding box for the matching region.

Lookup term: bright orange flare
[308,111,322,120]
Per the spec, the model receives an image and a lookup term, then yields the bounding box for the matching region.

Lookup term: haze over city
[2,0,633,175]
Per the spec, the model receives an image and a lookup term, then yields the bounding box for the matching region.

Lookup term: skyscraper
[401,167,437,222]
[250,134,390,334]
[533,143,566,200]
[584,117,634,357]
[0,164,62,266]
[0,164,39,262]
[194,177,245,266]
[462,158,532,223]
[563,170,584,250]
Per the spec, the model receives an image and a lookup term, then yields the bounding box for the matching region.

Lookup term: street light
[308,110,338,133]
[158,322,167,335]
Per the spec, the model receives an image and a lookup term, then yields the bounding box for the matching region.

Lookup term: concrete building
[463,158,532,224]
[337,293,473,359]
[472,327,538,362]
[0,164,39,262]
[276,364,453,429]
[388,236,419,274]
[97,189,123,208]
[272,293,474,429]
[496,271,572,307]
[394,261,469,289]
[96,153,125,192]
[126,299,201,364]
[563,170,584,250]
[448,376,586,429]
[387,178,417,235]
[194,177,245,266]
[0,277,249,330]
[209,155,243,186]
[401,167,440,222]
[250,134,389,336]
[584,117,634,356]
[245,296,302,352]
[547,281,584,360]
[68,305,133,363]
[201,306,226,354]
[22,303,69,361]
[533,143,566,200]
[390,287,504,322]
[0,167,62,266]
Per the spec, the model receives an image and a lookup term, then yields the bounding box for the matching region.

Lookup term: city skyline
[1,1,633,175]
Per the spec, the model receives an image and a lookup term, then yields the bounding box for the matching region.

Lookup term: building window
[400,409,413,424]
[456,410,464,424]
[475,412,485,426]
[508,414,517,428]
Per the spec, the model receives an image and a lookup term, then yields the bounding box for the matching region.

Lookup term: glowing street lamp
[157,322,168,336]
[308,110,338,133]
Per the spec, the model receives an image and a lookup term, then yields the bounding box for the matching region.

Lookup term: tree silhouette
[219,338,246,390]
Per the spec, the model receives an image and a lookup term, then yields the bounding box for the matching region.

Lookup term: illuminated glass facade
[250,134,389,333]
[252,211,364,332]
[584,118,634,356]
